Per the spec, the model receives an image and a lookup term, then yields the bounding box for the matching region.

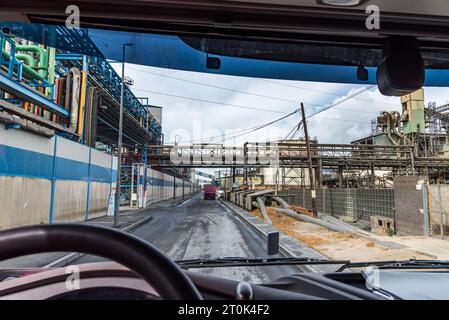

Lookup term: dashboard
[0,262,383,300]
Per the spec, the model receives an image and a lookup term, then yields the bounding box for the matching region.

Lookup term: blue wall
[0,144,115,182]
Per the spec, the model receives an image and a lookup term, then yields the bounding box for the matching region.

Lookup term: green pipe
[1,49,44,80]
[47,47,56,85]
[47,47,56,98]
[15,45,48,80]
[15,53,37,69]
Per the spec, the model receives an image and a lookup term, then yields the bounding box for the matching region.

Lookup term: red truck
[203,184,217,200]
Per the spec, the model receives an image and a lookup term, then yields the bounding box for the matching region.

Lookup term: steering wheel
[0,224,202,300]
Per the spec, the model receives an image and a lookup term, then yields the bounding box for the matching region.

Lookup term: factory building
[0,27,197,229]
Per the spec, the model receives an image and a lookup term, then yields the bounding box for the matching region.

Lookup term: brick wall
[393,176,426,236]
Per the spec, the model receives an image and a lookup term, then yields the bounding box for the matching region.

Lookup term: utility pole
[114,43,133,227]
[300,102,317,218]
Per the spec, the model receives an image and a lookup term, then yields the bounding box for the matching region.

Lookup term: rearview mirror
[377,36,424,96]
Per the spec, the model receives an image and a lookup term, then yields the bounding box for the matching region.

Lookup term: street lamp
[114,42,133,227]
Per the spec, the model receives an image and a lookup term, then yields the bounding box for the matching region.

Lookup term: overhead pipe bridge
[146,142,449,173]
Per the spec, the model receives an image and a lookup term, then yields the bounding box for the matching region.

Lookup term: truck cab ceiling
[3,22,449,90]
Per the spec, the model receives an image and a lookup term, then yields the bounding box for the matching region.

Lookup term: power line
[210,108,369,145]
[126,65,299,104]
[313,116,369,123]
[125,66,382,115]
[190,109,299,145]
[132,87,288,114]
[282,86,373,141]
[283,124,301,141]
[133,81,373,144]
[167,86,373,145]
[164,109,298,144]
[260,79,398,107]
[307,85,376,119]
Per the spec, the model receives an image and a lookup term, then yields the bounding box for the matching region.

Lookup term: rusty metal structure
[146,142,449,187]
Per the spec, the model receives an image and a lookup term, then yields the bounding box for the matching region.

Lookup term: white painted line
[176,192,199,206]
[43,216,152,268]
[44,253,83,268]
[178,196,194,206]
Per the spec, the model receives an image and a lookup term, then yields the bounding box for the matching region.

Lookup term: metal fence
[278,188,395,222]
[427,184,449,236]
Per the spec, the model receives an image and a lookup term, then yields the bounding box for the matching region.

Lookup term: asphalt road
[74,193,300,283]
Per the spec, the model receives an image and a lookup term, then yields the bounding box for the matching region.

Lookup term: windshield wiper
[175,257,349,269]
[176,257,449,271]
[336,259,449,272]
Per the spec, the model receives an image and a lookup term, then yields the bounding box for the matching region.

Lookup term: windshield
[1,21,449,283]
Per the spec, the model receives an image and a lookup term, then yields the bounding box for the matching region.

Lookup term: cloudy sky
[110,63,449,147]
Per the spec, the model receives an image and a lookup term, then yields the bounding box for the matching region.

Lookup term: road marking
[177,192,200,206]
[43,216,152,268]
[178,196,194,206]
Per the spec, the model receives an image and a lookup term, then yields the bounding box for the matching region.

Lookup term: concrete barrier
[0,123,199,229]
[0,124,117,229]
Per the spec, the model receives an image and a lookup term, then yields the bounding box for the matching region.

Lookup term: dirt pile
[250,207,431,262]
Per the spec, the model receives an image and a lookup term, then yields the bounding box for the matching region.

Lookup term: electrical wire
[119,109,298,148]
[281,86,374,140]
[259,79,398,107]
[125,65,382,115]
[306,85,376,119]
[132,87,288,114]
[166,85,373,145]
[187,109,299,144]
[126,65,299,104]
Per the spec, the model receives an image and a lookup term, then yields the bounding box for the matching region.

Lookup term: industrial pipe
[391,111,412,145]
[65,67,81,132]
[47,47,56,85]
[15,53,36,68]
[254,197,272,225]
[15,45,48,80]
[270,196,290,209]
[382,111,399,146]
[76,70,87,137]
[268,207,358,234]
[0,111,54,137]
[1,49,44,81]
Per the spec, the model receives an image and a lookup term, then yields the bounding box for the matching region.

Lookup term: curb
[219,199,321,273]
[43,216,153,268]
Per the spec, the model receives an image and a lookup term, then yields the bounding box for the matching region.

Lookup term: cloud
[113,63,449,146]
[308,87,401,143]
